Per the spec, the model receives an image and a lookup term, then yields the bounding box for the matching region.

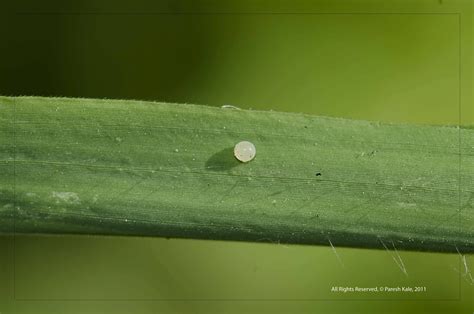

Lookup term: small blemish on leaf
[51,191,80,204]
[221,104,241,110]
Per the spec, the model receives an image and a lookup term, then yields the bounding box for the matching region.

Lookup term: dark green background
[1,0,473,313]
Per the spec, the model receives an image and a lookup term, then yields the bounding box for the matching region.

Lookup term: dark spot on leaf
[315,172,322,176]
[205,147,240,172]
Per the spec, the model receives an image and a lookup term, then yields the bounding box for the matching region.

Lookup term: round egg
[234,141,256,163]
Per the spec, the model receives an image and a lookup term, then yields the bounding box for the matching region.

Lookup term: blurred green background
[0,0,473,313]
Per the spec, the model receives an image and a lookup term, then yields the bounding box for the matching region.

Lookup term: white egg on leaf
[234,141,256,163]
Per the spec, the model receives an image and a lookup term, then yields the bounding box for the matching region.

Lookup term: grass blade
[0,96,472,253]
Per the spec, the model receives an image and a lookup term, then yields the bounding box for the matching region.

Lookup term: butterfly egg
[234,141,256,163]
